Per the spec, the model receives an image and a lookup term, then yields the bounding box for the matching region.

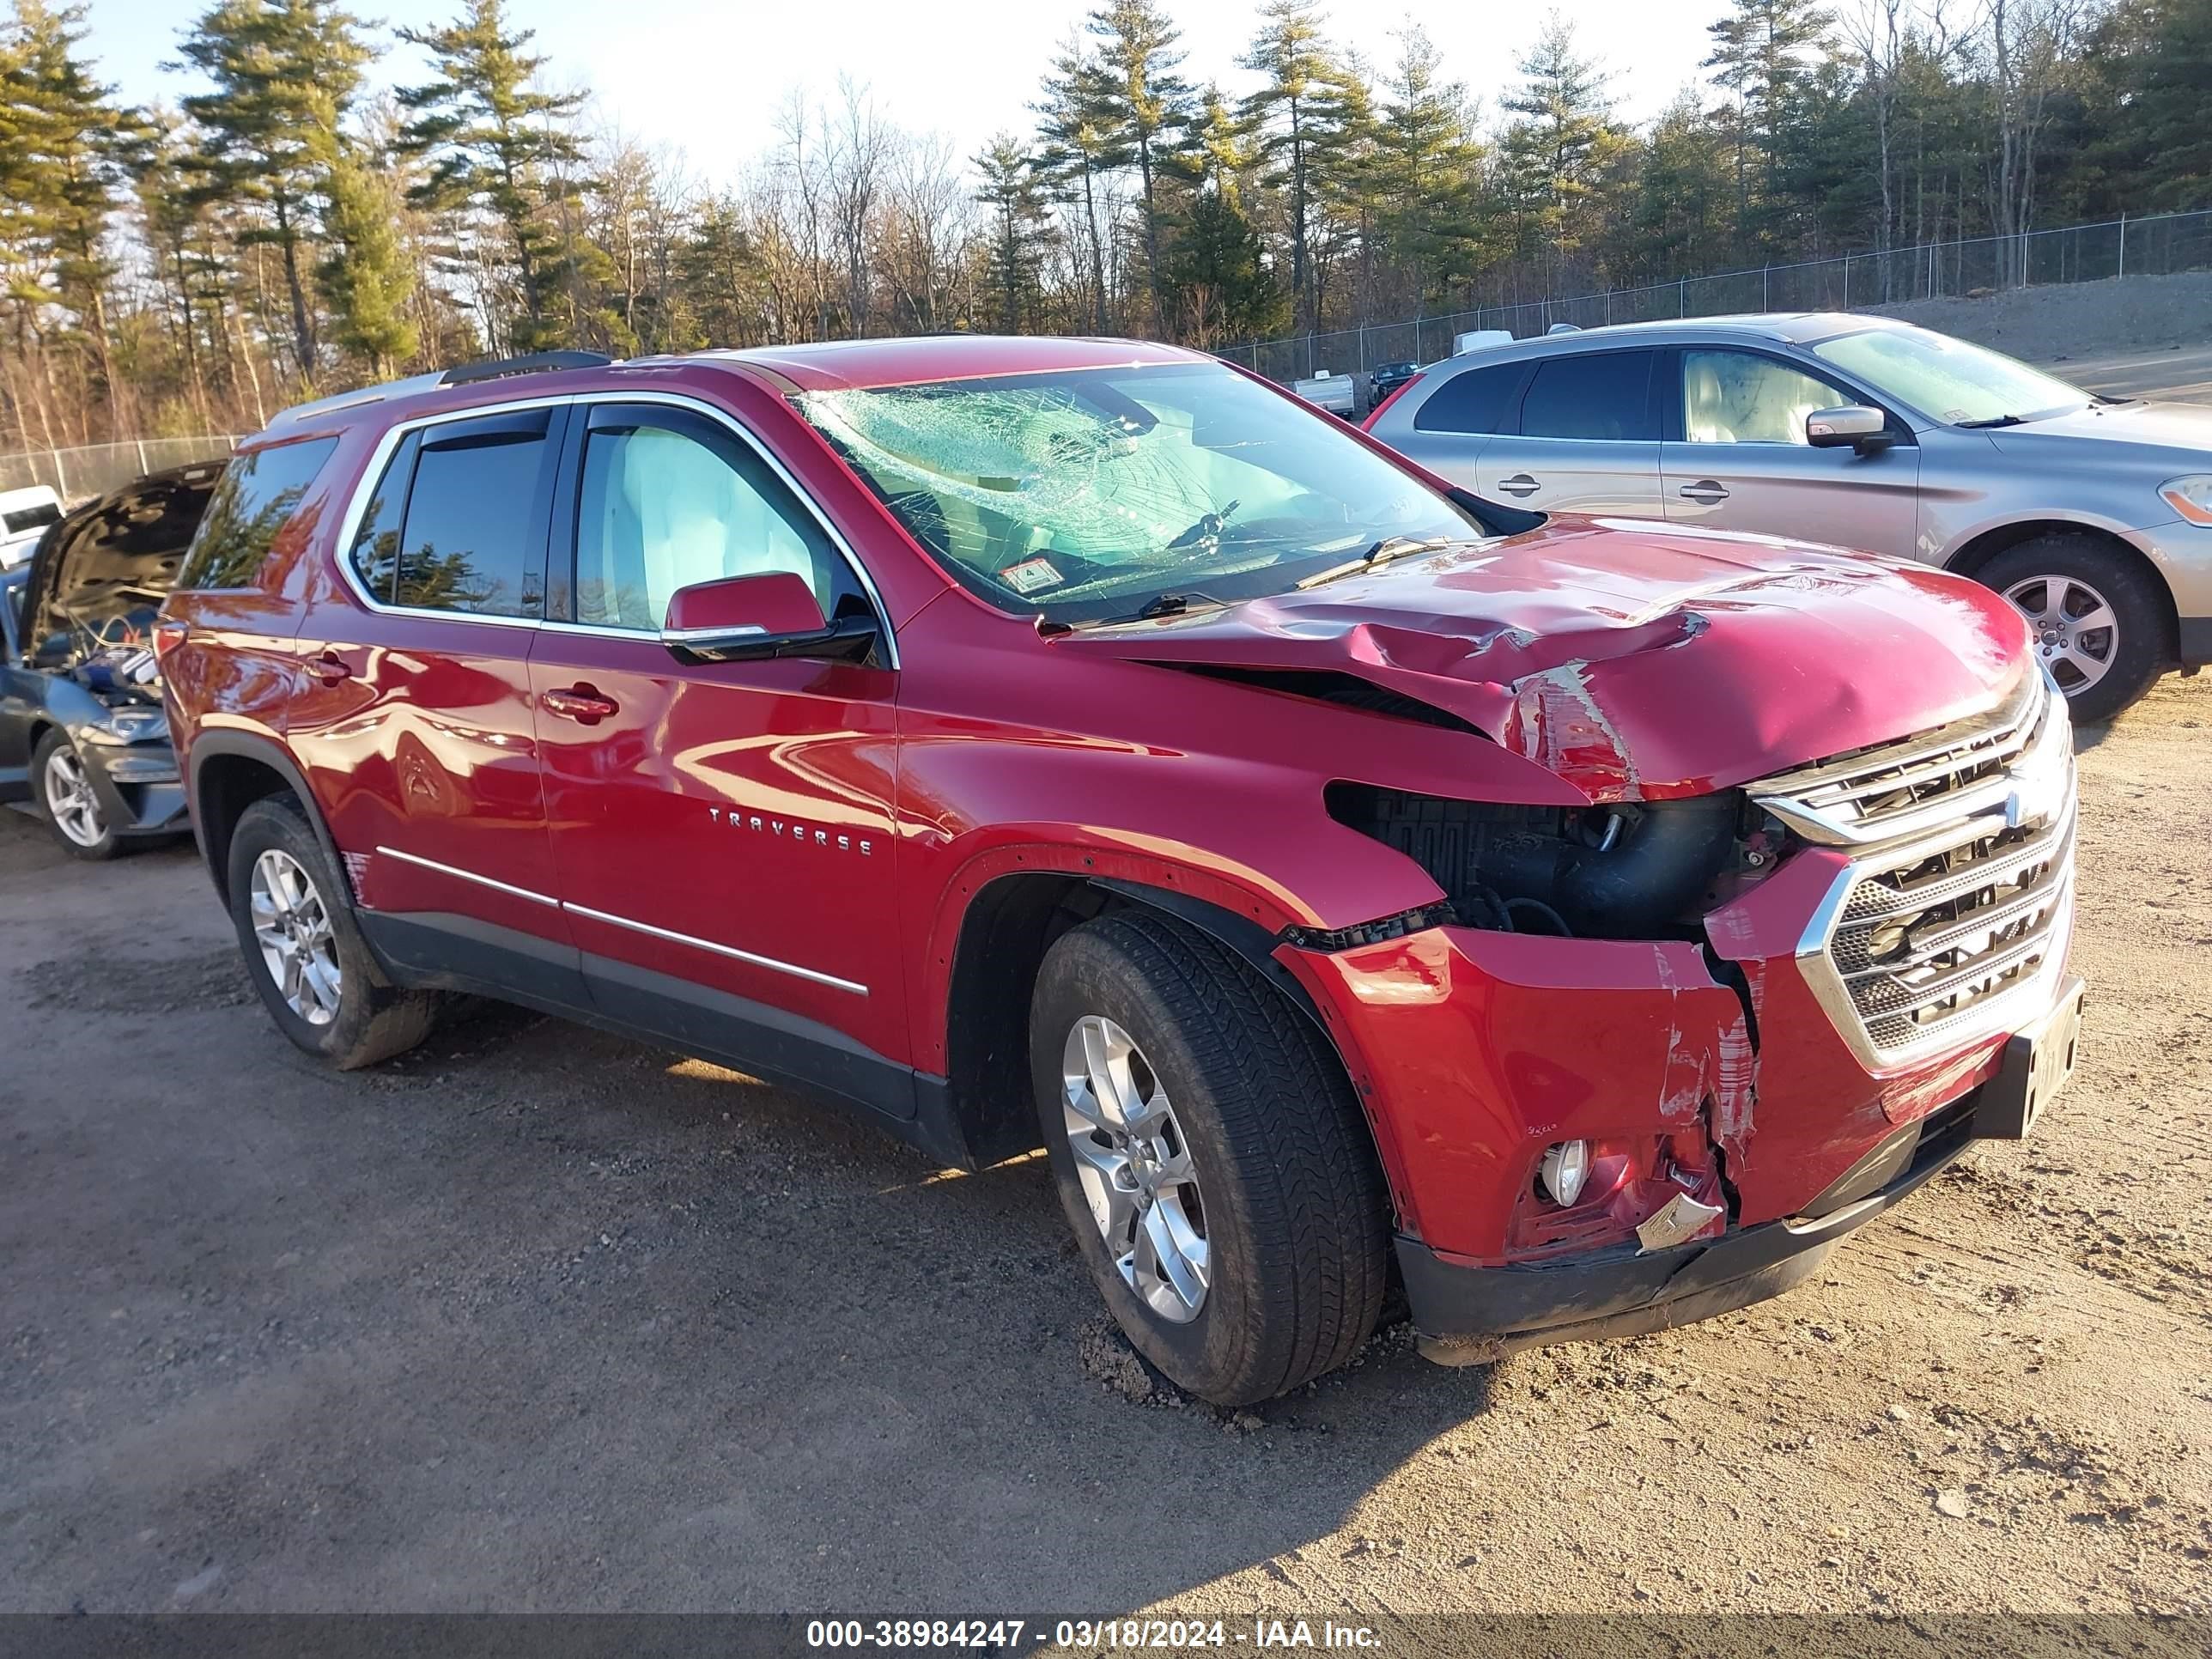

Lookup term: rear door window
[1413,363,1525,434]
[177,437,338,590]
[1517,350,1660,441]
[353,408,561,617]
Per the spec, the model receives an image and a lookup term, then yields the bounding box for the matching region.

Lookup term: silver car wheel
[41,745,106,847]
[2003,573,2117,695]
[1061,1014,1211,1323]
[250,848,343,1027]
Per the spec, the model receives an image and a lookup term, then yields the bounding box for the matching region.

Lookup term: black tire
[1978,534,2170,725]
[1030,910,1389,1407]
[225,796,439,1070]
[33,728,122,861]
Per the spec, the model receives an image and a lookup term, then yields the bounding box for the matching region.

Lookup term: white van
[0,485,64,569]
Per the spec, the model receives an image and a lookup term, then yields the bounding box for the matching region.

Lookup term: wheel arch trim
[186,731,346,905]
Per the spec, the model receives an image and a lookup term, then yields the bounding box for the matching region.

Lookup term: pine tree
[1085,0,1196,334]
[319,145,417,379]
[1034,41,1125,333]
[1365,23,1482,313]
[973,135,1052,334]
[1703,0,1838,246]
[398,0,589,353]
[1239,0,1361,333]
[1167,88,1285,345]
[179,0,373,385]
[3,0,148,434]
[1498,15,1622,282]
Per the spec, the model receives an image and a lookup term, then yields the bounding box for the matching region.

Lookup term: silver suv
[1365,313,2212,722]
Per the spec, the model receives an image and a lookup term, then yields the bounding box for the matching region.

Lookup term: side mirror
[660,572,878,665]
[1806,404,1894,453]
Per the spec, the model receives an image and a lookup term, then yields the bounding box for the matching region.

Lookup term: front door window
[572,412,852,630]
[1681,350,1849,446]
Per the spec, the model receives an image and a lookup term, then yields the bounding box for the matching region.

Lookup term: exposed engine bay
[1326,783,1789,940]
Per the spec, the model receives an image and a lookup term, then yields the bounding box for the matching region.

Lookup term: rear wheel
[225,796,439,1069]
[1979,534,2169,724]
[33,730,120,860]
[1030,911,1389,1407]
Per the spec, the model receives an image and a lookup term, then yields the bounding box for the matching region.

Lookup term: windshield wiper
[1086,591,1230,626]
[1362,534,1453,565]
[1954,413,2028,428]
[1296,535,1456,590]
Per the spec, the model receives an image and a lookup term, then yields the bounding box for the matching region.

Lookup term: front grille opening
[1325,783,1757,939]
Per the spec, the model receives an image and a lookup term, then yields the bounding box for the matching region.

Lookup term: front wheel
[1030,911,1389,1407]
[1979,535,2170,724]
[34,730,119,860]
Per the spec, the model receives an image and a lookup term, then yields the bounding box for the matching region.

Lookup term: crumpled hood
[1063,515,2032,801]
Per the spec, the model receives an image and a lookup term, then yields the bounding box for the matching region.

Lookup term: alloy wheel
[1060,1014,1211,1322]
[2003,573,2118,695]
[42,746,105,848]
[249,848,343,1027]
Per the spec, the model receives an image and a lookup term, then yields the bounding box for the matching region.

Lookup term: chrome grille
[1755,671,2077,1069]
[1750,672,2046,848]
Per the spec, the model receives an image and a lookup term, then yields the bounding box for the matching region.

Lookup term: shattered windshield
[795,362,1480,622]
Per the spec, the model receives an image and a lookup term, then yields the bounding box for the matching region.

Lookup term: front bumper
[2125,524,2212,666]
[1400,1093,1979,1360]
[80,737,187,837]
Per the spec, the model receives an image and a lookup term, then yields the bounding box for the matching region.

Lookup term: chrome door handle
[1496,474,1541,498]
[1678,481,1730,504]
[544,684,620,725]
[309,650,354,684]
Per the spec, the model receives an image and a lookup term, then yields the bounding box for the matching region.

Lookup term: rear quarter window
[177,437,339,590]
[1413,363,1525,434]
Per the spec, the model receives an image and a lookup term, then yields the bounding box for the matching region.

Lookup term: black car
[1366,360,1422,410]
[0,461,224,858]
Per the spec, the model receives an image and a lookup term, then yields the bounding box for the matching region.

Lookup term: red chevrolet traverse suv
[161,338,2084,1406]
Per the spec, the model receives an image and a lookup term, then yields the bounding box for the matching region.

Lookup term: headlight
[87,708,169,744]
[2160,475,2212,526]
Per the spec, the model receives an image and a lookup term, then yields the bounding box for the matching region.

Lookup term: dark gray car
[0,462,223,858]
[1365,313,2212,722]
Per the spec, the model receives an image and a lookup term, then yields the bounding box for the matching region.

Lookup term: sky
[76,0,1724,178]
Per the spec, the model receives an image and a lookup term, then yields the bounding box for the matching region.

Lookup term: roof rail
[439,349,613,386]
[264,349,617,429]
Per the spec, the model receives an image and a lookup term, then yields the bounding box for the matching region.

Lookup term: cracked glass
[797,362,1480,623]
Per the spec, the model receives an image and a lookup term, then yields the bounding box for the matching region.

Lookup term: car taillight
[153,617,188,663]
[1361,373,1425,432]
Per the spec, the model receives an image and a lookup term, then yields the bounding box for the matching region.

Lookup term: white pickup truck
[1291,369,1358,416]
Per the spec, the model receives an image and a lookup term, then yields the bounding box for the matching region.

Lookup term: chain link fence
[0,434,243,506]
[1221,208,2212,393]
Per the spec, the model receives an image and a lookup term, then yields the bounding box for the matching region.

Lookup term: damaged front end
[1278,663,2081,1363]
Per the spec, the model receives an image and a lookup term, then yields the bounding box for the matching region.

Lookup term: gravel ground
[3,678,2207,1623]
[3,626,2210,1622]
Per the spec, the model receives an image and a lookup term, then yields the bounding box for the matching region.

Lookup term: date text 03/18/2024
[805,1620,1384,1650]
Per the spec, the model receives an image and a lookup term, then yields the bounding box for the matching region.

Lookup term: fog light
[1539,1140,1590,1206]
